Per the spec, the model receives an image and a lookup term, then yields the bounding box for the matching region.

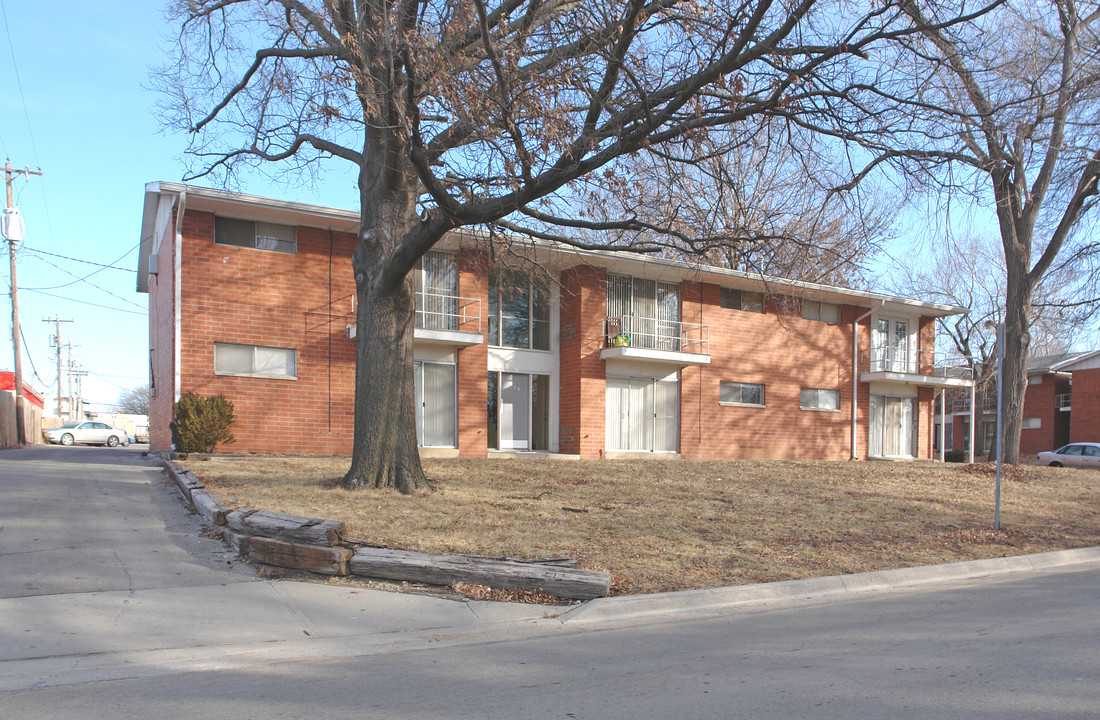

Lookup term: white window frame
[800,387,840,411]
[720,288,765,314]
[488,269,551,351]
[802,300,840,323]
[214,342,297,379]
[214,217,297,254]
[719,381,765,407]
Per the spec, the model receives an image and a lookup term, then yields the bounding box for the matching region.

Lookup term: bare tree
[157,0,980,490]
[817,0,1100,464]
[117,383,151,415]
[892,234,1085,409]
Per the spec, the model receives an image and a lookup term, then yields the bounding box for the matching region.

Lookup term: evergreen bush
[171,393,236,453]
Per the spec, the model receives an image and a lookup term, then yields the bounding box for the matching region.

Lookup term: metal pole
[994,322,1004,531]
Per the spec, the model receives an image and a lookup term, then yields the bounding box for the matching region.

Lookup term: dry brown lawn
[180,457,1100,596]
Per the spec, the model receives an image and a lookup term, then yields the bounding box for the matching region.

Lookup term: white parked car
[1035,443,1100,469]
[43,421,130,447]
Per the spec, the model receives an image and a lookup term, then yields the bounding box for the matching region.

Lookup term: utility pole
[3,159,43,445]
[66,343,86,420]
[43,316,72,419]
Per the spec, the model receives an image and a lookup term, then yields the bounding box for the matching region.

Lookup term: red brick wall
[1020,373,1068,454]
[558,265,607,456]
[680,291,872,460]
[147,208,178,452]
[1070,367,1100,443]
[176,210,359,454]
[456,249,488,457]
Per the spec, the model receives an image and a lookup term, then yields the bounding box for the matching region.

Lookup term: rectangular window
[800,387,840,411]
[488,269,550,350]
[1027,375,1043,385]
[214,217,297,254]
[720,288,765,313]
[719,381,765,407]
[802,300,840,323]
[214,343,297,378]
[1022,417,1041,429]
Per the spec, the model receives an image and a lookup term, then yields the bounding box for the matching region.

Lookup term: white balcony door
[874,317,910,372]
[499,372,531,450]
[606,376,678,452]
[414,361,456,448]
[607,275,680,350]
[415,251,458,330]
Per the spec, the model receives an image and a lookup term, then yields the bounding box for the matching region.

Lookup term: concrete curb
[559,546,1100,624]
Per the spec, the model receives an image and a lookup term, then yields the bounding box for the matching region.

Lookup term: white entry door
[499,372,531,449]
[869,395,917,458]
[414,362,456,448]
[606,376,678,452]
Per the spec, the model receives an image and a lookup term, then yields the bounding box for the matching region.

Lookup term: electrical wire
[25,252,145,309]
[25,246,137,273]
[21,288,145,315]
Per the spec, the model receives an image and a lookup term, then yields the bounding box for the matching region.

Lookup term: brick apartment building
[934,351,1100,457]
[138,182,973,460]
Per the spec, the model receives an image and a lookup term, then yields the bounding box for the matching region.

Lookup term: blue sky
[0,0,359,411]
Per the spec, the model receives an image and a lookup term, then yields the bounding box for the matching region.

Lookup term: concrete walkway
[3,444,1098,692]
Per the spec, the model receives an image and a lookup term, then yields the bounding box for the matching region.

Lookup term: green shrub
[944,449,968,463]
[171,393,236,453]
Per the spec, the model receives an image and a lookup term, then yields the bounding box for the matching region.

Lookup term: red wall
[1020,373,1071,454]
[1070,367,1100,443]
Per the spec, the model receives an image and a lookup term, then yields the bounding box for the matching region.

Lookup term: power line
[22,288,145,315]
[25,246,137,273]
[24,252,145,308]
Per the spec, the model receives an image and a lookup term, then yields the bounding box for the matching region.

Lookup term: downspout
[173,191,187,406]
[851,301,884,460]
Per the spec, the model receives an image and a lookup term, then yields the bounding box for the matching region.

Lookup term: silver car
[44,421,130,447]
[1036,442,1100,469]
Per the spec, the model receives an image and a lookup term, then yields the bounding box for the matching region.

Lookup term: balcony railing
[604,315,709,356]
[1056,392,1072,409]
[415,292,481,334]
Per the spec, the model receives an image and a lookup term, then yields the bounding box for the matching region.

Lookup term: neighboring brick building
[934,351,1100,458]
[138,182,972,460]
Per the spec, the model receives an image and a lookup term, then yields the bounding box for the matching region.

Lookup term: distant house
[138,182,974,461]
[933,350,1100,457]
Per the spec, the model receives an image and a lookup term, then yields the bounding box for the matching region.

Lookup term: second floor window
[215,217,297,254]
[489,269,550,350]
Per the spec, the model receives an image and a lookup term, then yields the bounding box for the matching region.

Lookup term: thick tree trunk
[340,166,431,492]
[999,249,1034,466]
[340,275,430,492]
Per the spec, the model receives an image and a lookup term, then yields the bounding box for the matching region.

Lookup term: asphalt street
[2,444,1098,718]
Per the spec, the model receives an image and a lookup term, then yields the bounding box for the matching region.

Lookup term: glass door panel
[499,373,530,449]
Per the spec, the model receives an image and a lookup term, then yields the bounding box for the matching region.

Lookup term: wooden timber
[225,509,346,547]
[349,547,611,600]
[246,536,353,575]
[190,488,230,526]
